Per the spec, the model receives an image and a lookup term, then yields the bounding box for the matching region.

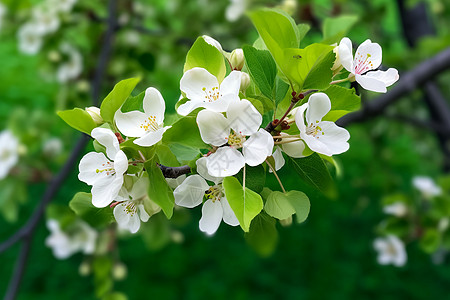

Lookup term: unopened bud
[85,106,103,125]
[280,216,293,227]
[112,263,127,281]
[331,44,343,74]
[230,48,245,70]
[202,35,223,53]
[280,0,297,15]
[240,72,250,91]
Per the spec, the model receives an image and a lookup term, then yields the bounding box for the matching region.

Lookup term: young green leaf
[57,108,97,135]
[120,91,145,113]
[274,77,290,106]
[162,116,208,149]
[145,159,175,219]
[264,191,296,220]
[223,176,264,232]
[235,164,266,193]
[244,212,278,257]
[69,192,114,228]
[285,190,310,223]
[322,15,359,44]
[322,85,361,122]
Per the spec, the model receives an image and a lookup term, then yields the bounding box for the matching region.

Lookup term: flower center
[305,122,324,139]
[124,201,137,216]
[202,86,222,102]
[386,243,397,256]
[96,161,116,176]
[140,116,159,132]
[226,131,246,147]
[0,149,11,160]
[354,53,374,75]
[205,185,223,202]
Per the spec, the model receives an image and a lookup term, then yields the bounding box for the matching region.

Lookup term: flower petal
[128,213,141,234]
[206,147,245,177]
[92,175,123,208]
[196,109,230,146]
[355,74,387,93]
[338,37,353,72]
[306,93,331,124]
[114,203,131,230]
[138,204,150,222]
[363,68,399,88]
[91,128,119,160]
[196,157,223,184]
[174,174,209,208]
[315,121,350,155]
[202,35,223,53]
[143,87,166,124]
[220,70,242,96]
[199,199,223,235]
[227,99,262,135]
[271,146,285,172]
[242,129,274,166]
[78,152,111,185]
[176,100,200,116]
[203,93,239,113]
[114,110,148,138]
[180,67,219,103]
[353,39,382,74]
[134,126,170,147]
[294,103,308,133]
[220,196,239,226]
[113,150,128,175]
[281,138,306,158]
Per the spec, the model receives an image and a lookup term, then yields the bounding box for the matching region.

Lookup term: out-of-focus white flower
[57,43,83,83]
[413,176,442,198]
[226,0,247,22]
[18,24,44,55]
[50,0,77,12]
[43,137,63,157]
[45,219,97,259]
[32,6,60,34]
[279,0,297,15]
[0,3,7,32]
[438,217,449,232]
[383,202,408,217]
[0,130,19,180]
[373,235,407,267]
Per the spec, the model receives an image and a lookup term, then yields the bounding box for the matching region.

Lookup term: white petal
[271,147,285,172]
[129,177,149,200]
[281,134,306,158]
[174,174,209,208]
[203,93,240,113]
[199,199,223,235]
[206,147,245,177]
[338,37,354,72]
[134,127,170,147]
[196,109,230,146]
[220,71,242,97]
[300,134,333,156]
[128,214,141,233]
[242,129,274,166]
[138,204,150,222]
[176,100,200,116]
[294,103,308,133]
[306,93,331,124]
[91,128,119,159]
[166,174,186,189]
[113,150,128,175]
[143,87,166,124]
[78,152,110,185]
[363,68,399,88]
[353,39,382,74]
[315,121,350,155]
[196,157,223,184]
[180,67,219,103]
[227,99,262,135]
[114,203,131,229]
[202,35,223,53]
[220,196,239,226]
[92,176,123,208]
[114,110,148,138]
[355,74,387,93]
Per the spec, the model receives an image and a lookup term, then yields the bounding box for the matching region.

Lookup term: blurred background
[1,0,450,299]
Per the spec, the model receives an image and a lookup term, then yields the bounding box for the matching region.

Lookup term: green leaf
[244,212,278,257]
[69,192,114,228]
[102,292,128,300]
[162,116,208,149]
[264,191,296,220]
[235,165,266,193]
[145,159,174,219]
[297,24,311,45]
[168,143,201,162]
[322,15,359,44]
[420,229,441,254]
[184,37,226,82]
[243,45,277,100]
[121,91,145,113]
[274,77,290,106]
[285,190,310,223]
[322,85,361,122]
[100,78,141,123]
[282,44,334,90]
[287,153,336,198]
[223,176,264,232]
[156,144,180,166]
[57,108,97,135]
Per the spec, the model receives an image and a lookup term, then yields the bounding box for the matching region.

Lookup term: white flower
[18,23,43,55]
[413,176,442,198]
[113,177,151,234]
[383,202,408,217]
[45,219,97,260]
[166,174,186,189]
[57,43,83,83]
[338,37,399,93]
[0,130,19,180]
[32,6,60,34]
[85,106,103,125]
[178,67,242,116]
[43,137,63,157]
[173,157,239,235]
[373,235,407,267]
[279,132,308,158]
[0,3,6,32]
[115,87,171,147]
[295,93,350,156]
[78,128,128,208]
[197,99,274,177]
[225,0,247,22]
[50,0,77,12]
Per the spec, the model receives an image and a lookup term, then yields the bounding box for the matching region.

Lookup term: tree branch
[159,164,191,178]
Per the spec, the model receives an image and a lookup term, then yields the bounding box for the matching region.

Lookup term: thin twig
[266,159,286,193]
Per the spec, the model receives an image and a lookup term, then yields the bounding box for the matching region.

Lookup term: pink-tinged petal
[196,109,230,146]
[143,87,166,124]
[355,74,387,93]
[306,93,331,124]
[227,99,262,135]
[294,103,308,133]
[220,196,239,226]
[91,128,120,160]
[317,121,350,155]
[78,152,110,185]
[199,199,223,235]
[206,147,245,177]
[196,157,223,184]
[220,71,242,96]
[174,174,209,208]
[353,39,382,74]
[180,67,219,103]
[242,129,274,166]
[338,37,354,73]
[114,110,148,138]
[134,127,169,147]
[363,68,399,87]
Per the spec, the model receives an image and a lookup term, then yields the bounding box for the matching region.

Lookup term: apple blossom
[413,176,442,198]
[373,235,407,267]
[383,202,408,217]
[18,24,43,55]
[225,0,247,22]
[196,99,274,177]
[269,147,286,173]
[337,37,399,93]
[32,6,60,35]
[115,87,171,147]
[178,67,242,116]
[57,43,83,83]
[85,106,103,125]
[0,130,19,180]
[294,93,350,156]
[78,128,128,207]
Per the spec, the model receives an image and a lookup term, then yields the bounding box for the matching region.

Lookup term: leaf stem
[274,138,302,145]
[266,159,286,193]
[330,78,349,85]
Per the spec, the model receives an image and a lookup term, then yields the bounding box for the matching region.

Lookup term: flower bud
[79,261,91,276]
[85,106,103,125]
[230,48,245,70]
[112,263,127,281]
[48,50,61,62]
[202,35,223,53]
[331,44,343,74]
[240,72,250,91]
[280,216,293,227]
[280,0,297,15]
